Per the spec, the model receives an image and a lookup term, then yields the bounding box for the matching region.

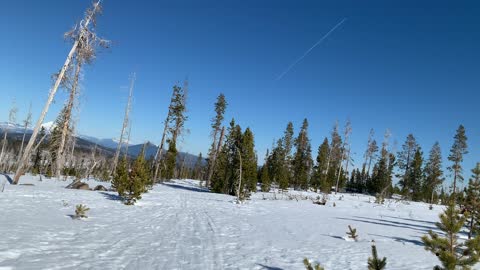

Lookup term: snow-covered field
[0,174,463,270]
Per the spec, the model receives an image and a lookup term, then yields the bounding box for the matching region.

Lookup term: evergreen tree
[313,138,330,192]
[206,93,227,187]
[326,122,343,191]
[283,122,295,184]
[465,163,480,239]
[268,139,289,190]
[32,127,46,174]
[397,134,419,197]
[448,125,468,201]
[422,203,480,269]
[131,146,152,190]
[260,161,270,192]
[424,142,444,203]
[409,148,424,201]
[292,119,312,190]
[242,128,257,192]
[164,139,178,180]
[368,242,387,270]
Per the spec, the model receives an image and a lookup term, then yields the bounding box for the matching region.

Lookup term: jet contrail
[276,18,347,81]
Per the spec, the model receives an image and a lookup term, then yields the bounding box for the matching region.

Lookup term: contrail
[276,18,347,81]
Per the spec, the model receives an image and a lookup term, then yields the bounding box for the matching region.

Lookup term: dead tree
[335,120,352,194]
[153,88,176,182]
[0,102,18,169]
[112,73,135,175]
[18,103,32,161]
[13,1,104,184]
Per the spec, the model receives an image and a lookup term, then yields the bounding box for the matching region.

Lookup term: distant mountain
[0,123,204,169]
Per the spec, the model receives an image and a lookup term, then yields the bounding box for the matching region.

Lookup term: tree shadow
[352,216,438,231]
[256,264,284,270]
[1,173,13,184]
[162,182,210,193]
[369,233,424,247]
[335,217,434,233]
[382,215,437,225]
[320,234,344,240]
[100,191,123,201]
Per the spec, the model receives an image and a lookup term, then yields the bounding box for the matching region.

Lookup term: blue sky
[0,0,479,187]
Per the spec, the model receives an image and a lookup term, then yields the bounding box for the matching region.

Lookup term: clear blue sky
[1,0,479,187]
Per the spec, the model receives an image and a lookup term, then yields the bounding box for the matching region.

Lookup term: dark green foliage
[422,203,480,269]
[312,138,329,192]
[207,93,227,187]
[211,119,243,195]
[368,242,387,270]
[409,148,424,201]
[292,119,312,190]
[74,204,90,219]
[164,140,178,180]
[303,258,324,270]
[397,134,419,198]
[31,127,47,174]
[424,142,444,203]
[193,152,204,180]
[448,125,468,200]
[465,163,480,239]
[326,123,343,191]
[260,163,270,192]
[112,156,148,205]
[346,225,358,241]
[242,128,257,192]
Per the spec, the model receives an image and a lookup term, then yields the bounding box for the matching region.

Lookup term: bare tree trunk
[0,131,8,168]
[13,1,101,185]
[56,61,82,178]
[18,103,32,162]
[206,126,225,187]
[112,73,135,175]
[153,115,172,182]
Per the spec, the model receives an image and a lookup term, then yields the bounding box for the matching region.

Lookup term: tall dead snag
[13,1,105,184]
[112,73,135,175]
[0,101,17,170]
[335,119,352,194]
[18,103,32,162]
[206,94,227,188]
[153,90,176,182]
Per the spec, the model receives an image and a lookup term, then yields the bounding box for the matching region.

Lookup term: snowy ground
[0,174,469,270]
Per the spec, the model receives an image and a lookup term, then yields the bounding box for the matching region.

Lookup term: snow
[0,174,471,270]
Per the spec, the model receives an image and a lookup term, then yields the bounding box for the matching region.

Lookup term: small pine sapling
[74,204,90,219]
[368,241,387,270]
[303,258,324,270]
[347,225,358,241]
[422,203,480,269]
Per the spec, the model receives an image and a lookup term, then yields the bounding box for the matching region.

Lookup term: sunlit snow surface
[0,174,464,269]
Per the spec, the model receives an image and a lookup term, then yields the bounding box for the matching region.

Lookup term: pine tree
[312,138,330,192]
[409,148,424,201]
[164,139,177,180]
[32,127,47,174]
[465,163,480,239]
[397,134,419,198]
[422,203,480,269]
[260,161,270,192]
[303,258,324,270]
[206,93,227,187]
[130,147,151,191]
[448,125,468,201]
[292,119,312,190]
[346,225,358,241]
[242,128,257,192]
[424,142,444,203]
[283,122,295,185]
[368,242,387,270]
[363,129,379,178]
[327,122,343,192]
[268,138,289,191]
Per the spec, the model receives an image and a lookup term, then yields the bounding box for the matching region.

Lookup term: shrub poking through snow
[375,193,385,204]
[347,225,358,241]
[313,195,327,205]
[74,204,90,219]
[429,204,433,210]
[368,241,386,270]
[112,155,149,205]
[303,258,324,270]
[421,203,480,269]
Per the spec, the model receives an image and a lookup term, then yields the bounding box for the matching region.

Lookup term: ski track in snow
[0,174,476,269]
